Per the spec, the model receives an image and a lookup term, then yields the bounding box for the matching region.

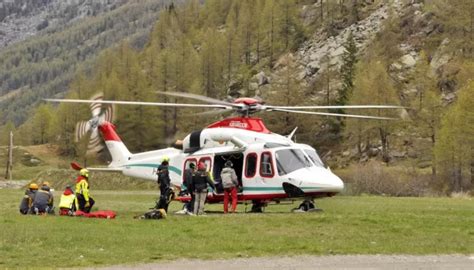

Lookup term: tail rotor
[75,93,115,155]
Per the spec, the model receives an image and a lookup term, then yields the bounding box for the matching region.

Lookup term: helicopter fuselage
[100,117,344,204]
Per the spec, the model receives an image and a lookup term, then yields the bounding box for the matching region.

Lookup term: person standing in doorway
[220,161,239,213]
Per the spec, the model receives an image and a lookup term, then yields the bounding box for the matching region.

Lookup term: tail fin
[99,122,131,167]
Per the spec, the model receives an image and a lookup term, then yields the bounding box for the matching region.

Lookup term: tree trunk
[379,127,390,163]
[5,132,13,180]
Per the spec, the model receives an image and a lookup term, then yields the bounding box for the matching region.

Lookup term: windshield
[276,149,312,176]
[304,149,325,168]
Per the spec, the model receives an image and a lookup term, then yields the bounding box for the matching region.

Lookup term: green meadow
[0,189,473,268]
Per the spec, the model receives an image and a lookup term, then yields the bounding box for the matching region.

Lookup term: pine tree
[338,32,358,112]
[346,59,400,162]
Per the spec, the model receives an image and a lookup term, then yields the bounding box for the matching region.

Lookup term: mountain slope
[0,0,174,124]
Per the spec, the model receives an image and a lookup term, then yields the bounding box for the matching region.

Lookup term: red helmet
[197,162,206,171]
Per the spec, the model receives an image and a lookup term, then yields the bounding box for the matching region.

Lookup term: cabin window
[304,149,325,168]
[245,153,258,178]
[276,149,312,176]
[260,152,274,177]
[183,158,197,181]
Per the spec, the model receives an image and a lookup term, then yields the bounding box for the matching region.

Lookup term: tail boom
[99,122,131,167]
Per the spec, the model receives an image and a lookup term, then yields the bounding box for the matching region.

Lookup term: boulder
[255,71,269,86]
[390,151,406,159]
[306,61,320,76]
[249,82,259,91]
[430,38,452,73]
[400,54,417,69]
[367,147,380,158]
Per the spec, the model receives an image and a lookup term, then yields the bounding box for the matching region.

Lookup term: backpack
[221,168,236,189]
[135,209,167,220]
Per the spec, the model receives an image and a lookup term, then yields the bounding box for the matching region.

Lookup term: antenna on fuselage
[287,127,298,141]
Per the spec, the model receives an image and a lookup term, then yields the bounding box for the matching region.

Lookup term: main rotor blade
[272,108,397,120]
[156,91,238,107]
[45,98,231,109]
[266,105,404,110]
[194,109,234,117]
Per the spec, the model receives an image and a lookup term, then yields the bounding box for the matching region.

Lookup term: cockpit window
[304,149,325,168]
[275,149,312,176]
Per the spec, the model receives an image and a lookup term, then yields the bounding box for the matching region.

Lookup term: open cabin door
[213,152,244,193]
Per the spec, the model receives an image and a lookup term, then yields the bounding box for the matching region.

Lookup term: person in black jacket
[183,163,196,213]
[191,162,215,216]
[156,157,173,213]
[32,184,54,215]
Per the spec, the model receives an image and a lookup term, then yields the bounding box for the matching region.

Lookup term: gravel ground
[95,255,474,270]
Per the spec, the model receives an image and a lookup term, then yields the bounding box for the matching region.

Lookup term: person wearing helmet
[156,157,173,213]
[41,181,54,212]
[19,183,38,215]
[220,160,239,213]
[191,162,216,215]
[59,185,76,216]
[32,184,54,215]
[75,168,95,213]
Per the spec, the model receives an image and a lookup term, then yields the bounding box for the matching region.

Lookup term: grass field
[0,189,473,268]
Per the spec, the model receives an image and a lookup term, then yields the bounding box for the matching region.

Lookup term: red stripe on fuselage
[175,191,338,203]
[99,122,121,142]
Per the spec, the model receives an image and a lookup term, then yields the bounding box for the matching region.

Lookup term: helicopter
[46,92,402,212]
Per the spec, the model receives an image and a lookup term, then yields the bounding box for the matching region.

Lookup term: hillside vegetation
[0,0,175,124]
[1,0,473,195]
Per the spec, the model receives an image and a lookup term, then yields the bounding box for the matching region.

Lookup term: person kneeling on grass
[59,185,76,216]
[75,169,95,213]
[32,184,54,215]
[19,183,38,215]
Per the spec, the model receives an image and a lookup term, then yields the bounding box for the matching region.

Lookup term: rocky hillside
[0,0,129,49]
[0,0,175,124]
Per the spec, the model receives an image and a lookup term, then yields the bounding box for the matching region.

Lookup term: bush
[342,161,434,197]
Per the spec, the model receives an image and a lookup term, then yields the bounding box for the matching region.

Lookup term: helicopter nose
[330,172,344,192]
[283,167,345,194]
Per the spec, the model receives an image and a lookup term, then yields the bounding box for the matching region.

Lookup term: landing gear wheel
[250,200,265,213]
[292,199,322,212]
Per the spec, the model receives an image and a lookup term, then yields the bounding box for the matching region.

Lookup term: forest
[1,0,473,195]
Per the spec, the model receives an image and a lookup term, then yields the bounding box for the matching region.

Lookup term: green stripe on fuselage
[243,186,320,191]
[124,163,182,176]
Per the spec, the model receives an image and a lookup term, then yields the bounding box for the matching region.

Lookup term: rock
[331,46,346,58]
[255,71,269,86]
[390,62,403,71]
[367,148,380,158]
[306,61,320,76]
[342,151,350,157]
[430,38,452,73]
[390,151,406,159]
[249,82,258,91]
[400,54,417,68]
[30,158,41,164]
[442,92,456,104]
[297,70,307,80]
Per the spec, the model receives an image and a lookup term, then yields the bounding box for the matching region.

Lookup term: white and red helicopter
[47,92,401,212]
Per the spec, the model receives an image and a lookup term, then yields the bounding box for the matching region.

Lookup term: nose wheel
[292,199,322,212]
